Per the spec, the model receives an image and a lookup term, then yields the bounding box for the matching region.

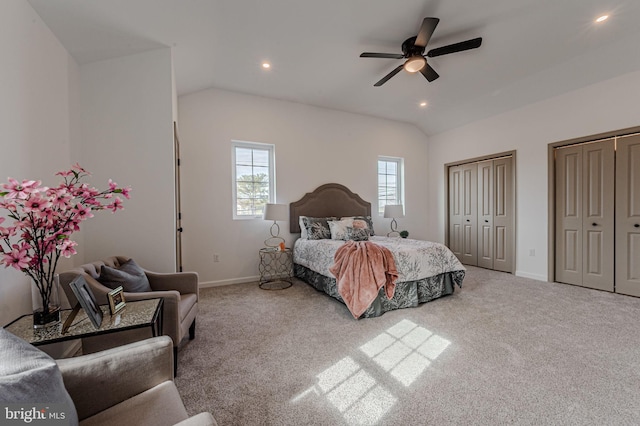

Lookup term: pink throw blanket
[329,240,399,319]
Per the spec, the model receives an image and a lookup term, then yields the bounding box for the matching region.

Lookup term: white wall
[0,0,79,325]
[79,48,176,272]
[178,88,430,285]
[427,69,640,281]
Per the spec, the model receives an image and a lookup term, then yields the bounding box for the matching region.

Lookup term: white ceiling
[28,0,640,136]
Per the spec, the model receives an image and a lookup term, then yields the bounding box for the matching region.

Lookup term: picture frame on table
[107,286,126,315]
[69,275,103,329]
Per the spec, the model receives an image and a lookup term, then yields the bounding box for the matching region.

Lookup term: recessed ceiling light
[261,62,271,69]
[595,15,609,23]
[419,101,428,107]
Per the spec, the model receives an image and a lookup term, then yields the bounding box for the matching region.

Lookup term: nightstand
[258,247,293,290]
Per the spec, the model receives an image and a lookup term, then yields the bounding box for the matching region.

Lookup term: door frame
[547,125,640,283]
[444,150,517,273]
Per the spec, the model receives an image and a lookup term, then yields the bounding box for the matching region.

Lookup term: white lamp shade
[384,204,404,218]
[263,203,288,221]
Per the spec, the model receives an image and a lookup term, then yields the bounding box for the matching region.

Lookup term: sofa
[59,256,199,374]
[0,329,216,426]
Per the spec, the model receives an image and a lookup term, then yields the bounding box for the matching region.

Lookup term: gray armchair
[59,256,198,374]
[58,336,216,425]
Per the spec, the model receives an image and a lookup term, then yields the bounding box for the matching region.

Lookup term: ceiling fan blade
[427,37,482,57]
[374,64,404,87]
[420,63,439,82]
[414,17,440,47]
[360,52,404,59]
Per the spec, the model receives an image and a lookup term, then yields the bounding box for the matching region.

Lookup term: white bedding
[293,236,465,282]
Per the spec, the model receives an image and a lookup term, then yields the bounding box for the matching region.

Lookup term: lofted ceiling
[28,0,640,136]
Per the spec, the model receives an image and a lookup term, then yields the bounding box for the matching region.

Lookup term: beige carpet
[175,266,640,425]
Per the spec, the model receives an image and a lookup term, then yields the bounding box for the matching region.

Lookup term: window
[378,157,403,215]
[232,141,275,219]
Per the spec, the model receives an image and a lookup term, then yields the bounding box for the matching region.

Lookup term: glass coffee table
[4,298,163,347]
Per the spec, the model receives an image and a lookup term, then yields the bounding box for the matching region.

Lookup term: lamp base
[387,218,400,237]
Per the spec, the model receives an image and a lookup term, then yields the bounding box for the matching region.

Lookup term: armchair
[59,256,198,374]
[58,336,215,425]
[0,329,214,426]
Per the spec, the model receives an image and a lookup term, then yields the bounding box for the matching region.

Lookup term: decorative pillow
[342,216,375,236]
[98,258,152,292]
[346,227,369,241]
[0,329,79,424]
[301,217,336,240]
[328,218,354,240]
[299,216,308,239]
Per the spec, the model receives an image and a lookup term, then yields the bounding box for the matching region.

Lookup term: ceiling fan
[360,17,482,86]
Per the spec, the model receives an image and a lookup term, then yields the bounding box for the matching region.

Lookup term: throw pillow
[346,226,369,241]
[342,216,375,236]
[0,329,79,425]
[98,259,152,292]
[299,216,308,239]
[301,217,336,240]
[328,218,354,240]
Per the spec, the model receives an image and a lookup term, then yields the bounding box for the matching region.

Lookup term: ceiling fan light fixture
[404,56,426,73]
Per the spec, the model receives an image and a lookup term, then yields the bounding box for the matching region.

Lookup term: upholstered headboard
[289,183,371,233]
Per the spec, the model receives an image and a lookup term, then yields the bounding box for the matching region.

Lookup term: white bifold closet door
[555,139,615,291]
[616,134,640,297]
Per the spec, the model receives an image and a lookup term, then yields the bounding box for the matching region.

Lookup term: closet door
[461,163,478,265]
[555,140,614,290]
[477,160,493,269]
[582,140,614,291]
[616,134,640,297]
[493,157,514,273]
[448,166,463,260]
[555,145,584,285]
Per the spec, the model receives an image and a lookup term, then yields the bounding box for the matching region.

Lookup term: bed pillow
[328,218,354,240]
[303,216,338,240]
[342,216,375,236]
[301,217,337,240]
[299,216,308,239]
[98,258,152,292]
[346,226,369,241]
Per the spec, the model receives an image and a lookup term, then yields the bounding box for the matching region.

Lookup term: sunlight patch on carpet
[360,319,450,387]
[290,319,450,424]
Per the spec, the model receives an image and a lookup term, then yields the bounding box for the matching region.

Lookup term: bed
[290,183,466,318]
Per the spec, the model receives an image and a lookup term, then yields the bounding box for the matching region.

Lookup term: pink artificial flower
[55,169,74,177]
[72,163,87,173]
[50,189,72,210]
[120,186,132,199]
[71,204,93,220]
[2,178,40,199]
[24,195,53,213]
[107,197,124,212]
[1,244,31,270]
[0,198,17,212]
[0,225,16,239]
[57,239,78,258]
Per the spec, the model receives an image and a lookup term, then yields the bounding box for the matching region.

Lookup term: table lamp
[384,204,404,237]
[263,203,288,248]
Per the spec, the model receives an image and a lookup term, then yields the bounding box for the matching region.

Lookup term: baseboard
[515,271,548,282]
[200,275,260,288]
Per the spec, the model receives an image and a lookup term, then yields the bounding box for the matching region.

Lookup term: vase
[31,274,61,329]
